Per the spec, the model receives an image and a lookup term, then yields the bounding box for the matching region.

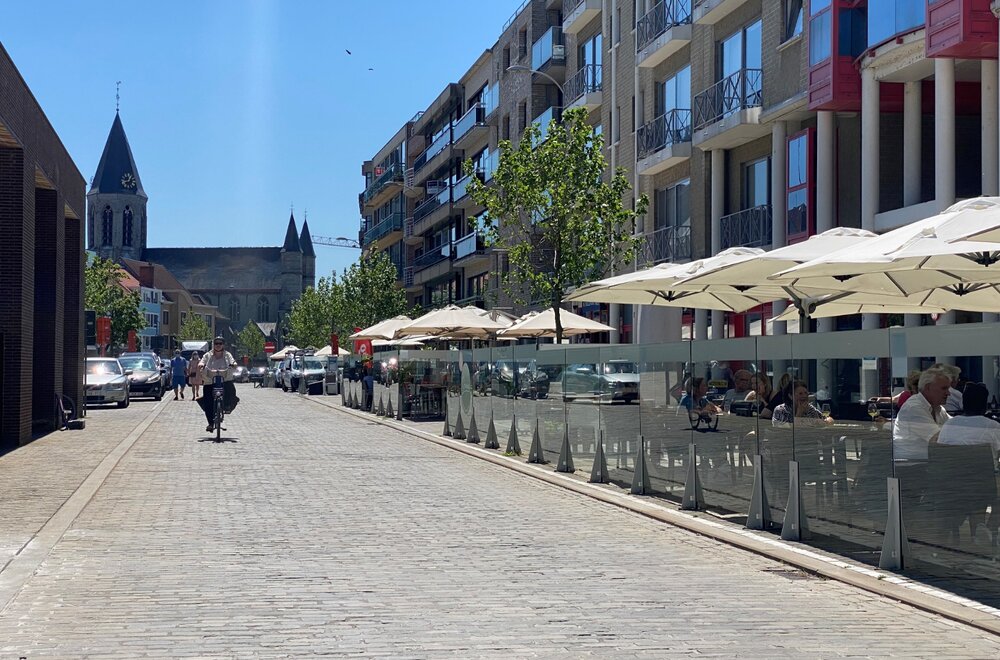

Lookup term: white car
[86,357,131,407]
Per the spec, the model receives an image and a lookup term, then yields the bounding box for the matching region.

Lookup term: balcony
[403,266,417,290]
[453,171,484,211]
[412,244,451,272]
[692,68,767,150]
[636,109,692,175]
[454,293,486,308]
[403,167,422,198]
[452,103,488,152]
[692,0,749,24]
[925,0,996,58]
[411,183,452,236]
[361,162,404,211]
[362,212,404,247]
[412,127,455,186]
[531,26,566,76]
[638,225,692,266]
[484,82,500,124]
[636,0,693,68]
[563,0,602,34]
[532,106,562,144]
[403,216,423,245]
[720,205,772,249]
[453,231,490,267]
[564,65,603,113]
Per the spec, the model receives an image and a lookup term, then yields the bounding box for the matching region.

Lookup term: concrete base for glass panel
[590,430,610,483]
[879,477,910,571]
[631,435,652,495]
[528,418,546,464]
[377,392,385,416]
[442,398,452,436]
[682,443,705,511]
[386,396,395,419]
[505,414,522,455]
[781,460,810,541]
[466,410,480,443]
[454,409,466,440]
[746,456,772,530]
[556,426,575,473]
[485,414,500,449]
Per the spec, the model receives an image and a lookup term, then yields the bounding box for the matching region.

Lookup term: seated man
[722,369,753,412]
[892,367,953,503]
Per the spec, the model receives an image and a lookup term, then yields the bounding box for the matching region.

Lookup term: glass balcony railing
[693,68,762,130]
[413,127,453,173]
[720,204,772,249]
[413,183,453,223]
[868,0,926,48]
[363,212,404,245]
[531,26,565,70]
[484,149,499,182]
[453,232,487,260]
[452,172,482,202]
[637,0,692,52]
[533,106,562,143]
[637,109,692,160]
[362,162,403,204]
[412,244,451,271]
[484,82,500,117]
[452,103,486,144]
[565,64,603,104]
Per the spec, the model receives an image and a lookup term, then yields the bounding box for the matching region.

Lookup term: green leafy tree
[287,276,341,348]
[84,256,145,348]
[235,322,266,362]
[178,313,212,341]
[339,251,409,335]
[466,106,647,342]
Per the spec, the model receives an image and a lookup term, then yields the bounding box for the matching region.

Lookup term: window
[809,0,832,65]
[784,0,803,42]
[162,310,170,326]
[503,45,511,71]
[256,297,268,321]
[720,20,762,78]
[230,297,240,323]
[579,32,602,69]
[653,179,691,231]
[614,105,621,142]
[88,206,95,249]
[786,129,815,242]
[180,311,187,324]
[518,102,527,135]
[742,157,770,209]
[615,7,622,43]
[123,206,133,246]
[101,206,113,246]
[655,65,692,116]
[503,114,511,140]
[518,28,528,60]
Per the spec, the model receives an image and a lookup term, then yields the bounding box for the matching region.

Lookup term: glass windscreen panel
[868,0,927,47]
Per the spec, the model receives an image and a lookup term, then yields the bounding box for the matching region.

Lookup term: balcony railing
[413,183,452,223]
[564,64,603,104]
[413,127,453,173]
[636,109,692,160]
[452,172,482,202]
[484,82,500,117]
[403,266,414,288]
[638,225,692,266]
[693,68,763,130]
[637,0,692,52]
[362,162,404,204]
[533,106,562,143]
[412,244,451,271]
[454,232,487,260]
[720,204,772,249]
[453,103,486,144]
[363,212,404,245]
[531,26,565,70]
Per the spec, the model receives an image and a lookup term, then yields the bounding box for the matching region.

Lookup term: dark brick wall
[32,188,62,430]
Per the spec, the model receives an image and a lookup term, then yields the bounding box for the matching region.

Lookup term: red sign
[264,341,276,354]
[374,166,384,176]
[329,333,339,356]
[96,317,112,356]
[243,355,250,366]
[353,339,372,359]
[127,330,137,352]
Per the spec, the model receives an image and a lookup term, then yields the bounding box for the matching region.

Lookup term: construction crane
[311,235,361,249]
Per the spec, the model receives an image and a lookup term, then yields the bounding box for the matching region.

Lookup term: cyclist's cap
[213,336,225,344]
[174,349,181,355]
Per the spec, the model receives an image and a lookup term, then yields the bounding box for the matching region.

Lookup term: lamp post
[506,65,564,97]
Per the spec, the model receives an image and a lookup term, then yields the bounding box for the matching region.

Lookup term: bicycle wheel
[215,399,223,439]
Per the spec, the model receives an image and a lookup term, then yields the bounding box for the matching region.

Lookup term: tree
[466,106,647,342]
[287,276,341,348]
[338,251,409,334]
[178,313,212,341]
[84,256,145,348]
[235,322,265,362]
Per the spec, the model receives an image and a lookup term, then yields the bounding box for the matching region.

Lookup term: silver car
[86,358,131,407]
[562,360,640,403]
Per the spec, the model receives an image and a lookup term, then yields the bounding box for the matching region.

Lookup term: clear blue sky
[1,0,521,281]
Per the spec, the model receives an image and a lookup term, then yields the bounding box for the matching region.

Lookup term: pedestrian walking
[187,350,204,401]
[170,349,189,400]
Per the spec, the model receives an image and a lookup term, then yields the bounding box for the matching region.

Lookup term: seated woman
[745,373,774,419]
[679,376,721,423]
[772,380,834,428]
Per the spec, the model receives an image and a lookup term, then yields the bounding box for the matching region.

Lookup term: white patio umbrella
[396,304,511,338]
[268,345,298,361]
[314,345,351,356]
[350,315,413,341]
[496,307,614,338]
[567,261,682,301]
[772,296,948,322]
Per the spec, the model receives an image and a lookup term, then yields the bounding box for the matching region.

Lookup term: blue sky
[1,0,521,281]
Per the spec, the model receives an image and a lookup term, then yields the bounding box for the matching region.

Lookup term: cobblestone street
[1,385,999,657]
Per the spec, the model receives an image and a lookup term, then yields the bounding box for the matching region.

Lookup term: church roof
[142,247,285,292]
[90,112,146,196]
[282,213,301,252]
[299,220,315,257]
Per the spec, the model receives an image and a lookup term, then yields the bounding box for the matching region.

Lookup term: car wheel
[291,378,299,391]
[154,390,162,401]
[118,393,129,408]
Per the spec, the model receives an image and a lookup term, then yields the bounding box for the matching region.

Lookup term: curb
[309,394,1000,637]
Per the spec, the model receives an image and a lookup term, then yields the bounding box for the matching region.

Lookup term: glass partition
[471,345,493,440]
[755,334,794,527]
[513,343,540,456]
[491,343,515,447]
[397,349,450,420]
[562,345,605,476]
[636,340,691,499]
[537,345,569,465]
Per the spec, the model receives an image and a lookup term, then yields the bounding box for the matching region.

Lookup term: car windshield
[119,358,155,371]
[304,358,324,370]
[603,362,637,375]
[87,360,122,375]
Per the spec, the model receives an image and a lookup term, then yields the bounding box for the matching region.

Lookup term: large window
[230,297,240,324]
[786,129,815,242]
[784,0,804,41]
[579,32,602,69]
[655,65,691,116]
[742,158,770,209]
[720,20,762,80]
[653,179,691,231]
[867,0,926,48]
[123,206,133,246]
[101,206,113,246]
[257,296,270,321]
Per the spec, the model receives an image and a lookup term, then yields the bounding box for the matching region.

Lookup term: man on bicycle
[198,336,239,432]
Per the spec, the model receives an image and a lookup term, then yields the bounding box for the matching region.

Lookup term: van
[180,340,210,361]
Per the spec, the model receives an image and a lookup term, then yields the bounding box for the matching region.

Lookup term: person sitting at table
[893,368,953,506]
[892,369,921,409]
[745,373,774,419]
[931,363,964,414]
[722,369,753,412]
[679,377,720,418]
[772,380,834,428]
[939,382,1000,458]
[771,373,794,411]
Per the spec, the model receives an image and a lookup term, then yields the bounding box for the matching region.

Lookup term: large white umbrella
[567,261,681,301]
[314,345,351,356]
[772,296,948,322]
[396,304,511,338]
[350,315,413,340]
[268,345,298,361]
[497,307,614,338]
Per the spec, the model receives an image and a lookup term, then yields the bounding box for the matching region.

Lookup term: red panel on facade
[926,0,998,59]
[809,56,862,111]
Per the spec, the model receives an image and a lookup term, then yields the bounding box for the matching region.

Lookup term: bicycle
[206,368,228,439]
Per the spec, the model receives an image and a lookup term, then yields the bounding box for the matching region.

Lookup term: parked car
[248,366,269,385]
[491,359,549,399]
[562,360,640,403]
[232,365,249,383]
[117,355,164,400]
[85,357,131,407]
[120,351,171,389]
[281,355,303,392]
[300,356,328,395]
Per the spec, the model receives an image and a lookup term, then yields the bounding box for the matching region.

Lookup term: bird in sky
[345,49,352,55]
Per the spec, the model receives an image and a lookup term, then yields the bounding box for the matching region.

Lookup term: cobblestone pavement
[1,386,1000,658]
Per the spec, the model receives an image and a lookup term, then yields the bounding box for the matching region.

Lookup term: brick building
[0,43,86,449]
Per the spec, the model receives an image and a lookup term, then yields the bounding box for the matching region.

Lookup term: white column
[710,149,725,339]
[609,303,620,344]
[816,111,835,233]
[935,311,957,366]
[903,81,922,206]
[861,66,880,232]
[983,59,999,196]
[771,121,787,250]
[904,313,921,372]
[695,309,708,340]
[935,58,956,212]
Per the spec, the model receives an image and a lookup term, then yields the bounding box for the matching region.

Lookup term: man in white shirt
[932,363,964,414]
[722,369,753,411]
[939,382,1000,457]
[893,368,952,505]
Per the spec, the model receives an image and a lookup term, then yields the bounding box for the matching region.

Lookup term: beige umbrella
[350,315,413,340]
[268,345,298,361]
[314,345,351,357]
[772,296,948,321]
[396,304,511,338]
[497,307,614,338]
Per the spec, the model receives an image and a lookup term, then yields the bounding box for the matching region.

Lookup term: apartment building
[359,0,1000,355]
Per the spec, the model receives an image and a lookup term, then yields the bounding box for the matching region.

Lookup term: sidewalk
[1,386,999,657]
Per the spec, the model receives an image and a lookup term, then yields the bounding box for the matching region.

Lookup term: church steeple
[90,112,145,197]
[299,220,316,292]
[299,220,315,258]
[87,111,147,261]
[282,213,301,252]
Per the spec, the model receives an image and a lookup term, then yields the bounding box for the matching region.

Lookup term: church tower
[87,112,147,262]
[279,213,303,319]
[299,220,316,292]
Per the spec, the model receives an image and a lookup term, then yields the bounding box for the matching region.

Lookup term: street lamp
[506,65,564,97]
